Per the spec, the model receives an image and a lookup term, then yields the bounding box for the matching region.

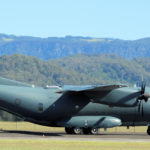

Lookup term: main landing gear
[65,127,99,135]
[147,126,150,135]
[65,127,82,134]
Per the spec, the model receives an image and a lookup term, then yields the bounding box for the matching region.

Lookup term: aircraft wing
[62,84,127,92]
[61,84,140,107]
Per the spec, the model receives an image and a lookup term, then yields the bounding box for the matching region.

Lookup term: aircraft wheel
[73,127,82,134]
[65,127,74,134]
[90,128,99,135]
[82,128,91,134]
[147,126,150,135]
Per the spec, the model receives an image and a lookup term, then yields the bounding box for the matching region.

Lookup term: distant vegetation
[0,54,150,87]
[1,33,150,59]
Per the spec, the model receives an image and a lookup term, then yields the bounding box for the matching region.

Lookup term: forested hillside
[1,33,150,59]
[0,54,150,86]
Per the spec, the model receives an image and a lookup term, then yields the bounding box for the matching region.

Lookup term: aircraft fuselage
[0,85,150,128]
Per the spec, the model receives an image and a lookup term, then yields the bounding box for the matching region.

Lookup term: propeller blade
[142,101,144,117]
[138,100,141,113]
[137,82,150,102]
[137,81,149,117]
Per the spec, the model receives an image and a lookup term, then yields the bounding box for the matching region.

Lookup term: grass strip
[0,140,149,150]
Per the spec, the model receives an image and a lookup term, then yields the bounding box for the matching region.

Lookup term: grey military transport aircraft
[0,77,150,135]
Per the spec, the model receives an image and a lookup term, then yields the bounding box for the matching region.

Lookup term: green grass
[0,122,149,150]
[0,140,149,150]
[0,122,64,132]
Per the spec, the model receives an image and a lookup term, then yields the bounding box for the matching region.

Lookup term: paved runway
[0,130,150,141]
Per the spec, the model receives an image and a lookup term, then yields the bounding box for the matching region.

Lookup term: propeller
[137,81,150,116]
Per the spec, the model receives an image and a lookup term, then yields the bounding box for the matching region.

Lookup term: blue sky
[0,0,150,40]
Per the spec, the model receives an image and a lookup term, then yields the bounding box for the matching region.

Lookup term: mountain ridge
[0,33,150,60]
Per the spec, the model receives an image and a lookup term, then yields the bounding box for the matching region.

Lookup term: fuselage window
[38,103,43,111]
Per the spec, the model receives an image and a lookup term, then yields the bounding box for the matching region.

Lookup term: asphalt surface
[0,130,150,141]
